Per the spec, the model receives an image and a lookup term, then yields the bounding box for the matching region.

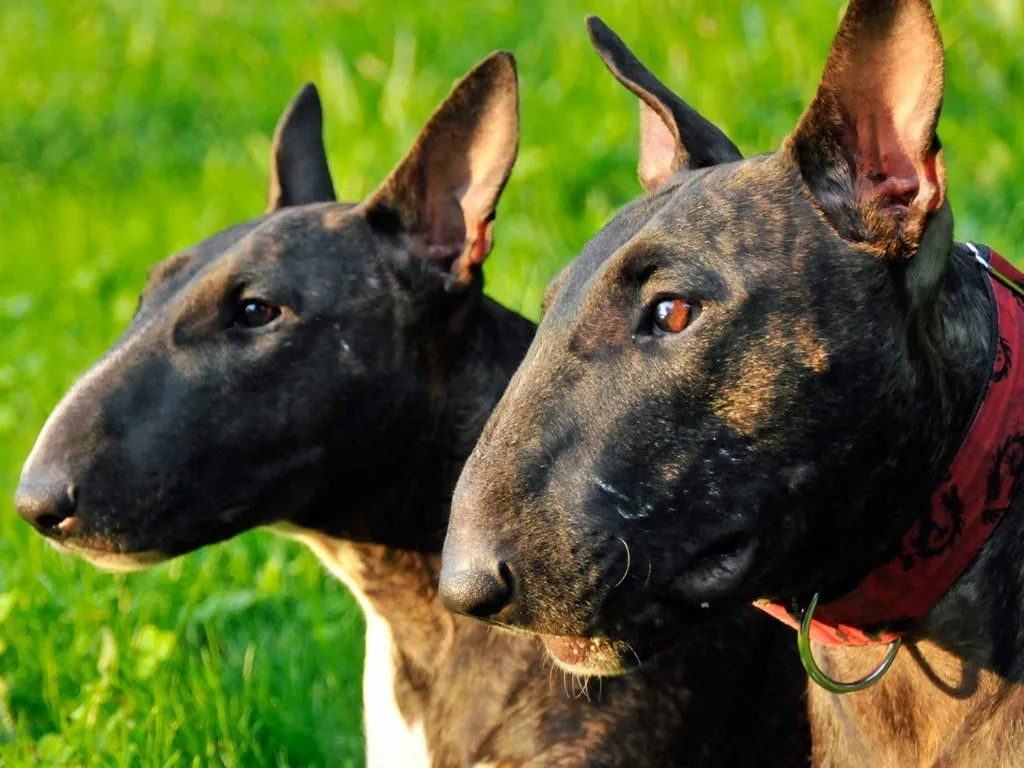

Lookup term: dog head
[15,53,520,570]
[442,2,970,674]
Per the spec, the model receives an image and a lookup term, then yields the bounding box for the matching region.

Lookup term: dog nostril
[36,514,68,531]
[498,561,514,591]
[14,480,79,536]
[439,562,515,620]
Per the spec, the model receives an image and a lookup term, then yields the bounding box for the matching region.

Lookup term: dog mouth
[674,530,759,604]
[46,538,170,572]
[539,634,642,676]
[44,503,256,571]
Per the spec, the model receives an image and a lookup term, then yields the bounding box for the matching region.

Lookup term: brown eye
[234,299,281,329]
[652,298,697,336]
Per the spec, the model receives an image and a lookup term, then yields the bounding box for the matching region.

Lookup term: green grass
[0,0,1021,764]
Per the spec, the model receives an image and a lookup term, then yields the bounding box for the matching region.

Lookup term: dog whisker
[613,536,632,588]
[624,641,643,670]
[572,672,589,701]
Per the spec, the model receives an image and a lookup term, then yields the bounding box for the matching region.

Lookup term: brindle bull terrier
[443,3,1024,765]
[14,52,809,765]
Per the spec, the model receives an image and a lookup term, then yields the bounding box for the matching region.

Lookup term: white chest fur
[361,607,431,768]
[267,525,432,768]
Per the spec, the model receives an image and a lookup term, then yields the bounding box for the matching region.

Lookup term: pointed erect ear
[789,0,946,258]
[266,83,337,212]
[586,15,742,191]
[362,52,519,285]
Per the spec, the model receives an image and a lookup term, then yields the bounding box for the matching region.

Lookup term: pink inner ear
[466,220,493,266]
[426,188,469,254]
[638,101,679,189]
[839,2,945,219]
[852,98,941,217]
[855,109,919,203]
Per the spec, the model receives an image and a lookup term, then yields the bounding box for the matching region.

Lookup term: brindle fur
[443,3,1024,765]
[14,55,809,765]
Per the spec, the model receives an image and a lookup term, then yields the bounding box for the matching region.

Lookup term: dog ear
[586,15,742,191]
[362,52,519,285]
[788,0,946,259]
[266,83,337,212]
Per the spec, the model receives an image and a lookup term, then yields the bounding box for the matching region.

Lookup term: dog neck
[808,244,1024,764]
[275,293,534,658]
[271,526,453,667]
[810,513,1024,765]
[268,295,534,766]
[808,637,1016,765]
[294,293,533,553]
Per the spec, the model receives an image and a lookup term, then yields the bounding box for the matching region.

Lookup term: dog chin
[48,539,169,572]
[539,634,641,676]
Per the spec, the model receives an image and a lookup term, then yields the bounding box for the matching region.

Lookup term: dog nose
[439,562,515,620]
[14,475,78,536]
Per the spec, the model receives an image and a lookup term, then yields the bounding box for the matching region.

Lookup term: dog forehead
[547,161,775,319]
[543,190,677,324]
[614,156,824,284]
[138,203,363,313]
[243,202,364,260]
[138,216,269,309]
[653,156,799,250]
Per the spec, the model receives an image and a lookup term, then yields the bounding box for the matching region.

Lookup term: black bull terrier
[14,54,808,765]
[444,3,1024,766]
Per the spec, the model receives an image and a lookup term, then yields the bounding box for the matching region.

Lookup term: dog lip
[47,538,169,572]
[675,531,759,603]
[539,634,641,676]
[55,515,81,535]
[75,548,169,572]
[50,502,254,560]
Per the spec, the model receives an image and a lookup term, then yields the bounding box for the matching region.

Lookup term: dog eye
[649,298,699,337]
[233,299,281,329]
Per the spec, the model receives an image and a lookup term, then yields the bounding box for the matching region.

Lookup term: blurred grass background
[0,0,1021,765]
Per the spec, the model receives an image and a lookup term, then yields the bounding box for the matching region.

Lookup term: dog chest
[362,611,432,768]
[268,525,434,766]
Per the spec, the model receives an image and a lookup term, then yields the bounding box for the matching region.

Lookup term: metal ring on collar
[797,592,902,695]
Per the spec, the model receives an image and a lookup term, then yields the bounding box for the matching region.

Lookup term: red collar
[756,246,1024,647]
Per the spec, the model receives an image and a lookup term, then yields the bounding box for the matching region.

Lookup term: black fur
[443,4,1024,765]
[15,73,810,765]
